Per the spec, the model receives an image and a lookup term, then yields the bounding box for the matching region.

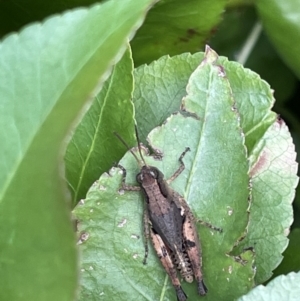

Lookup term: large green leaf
[74,48,255,300]
[0,0,156,300]
[134,49,297,287]
[65,47,136,205]
[256,0,300,79]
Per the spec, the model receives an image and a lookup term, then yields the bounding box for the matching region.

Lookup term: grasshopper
[115,131,217,301]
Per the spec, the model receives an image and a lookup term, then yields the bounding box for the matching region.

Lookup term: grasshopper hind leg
[198,280,208,296]
[149,227,187,301]
[175,287,187,301]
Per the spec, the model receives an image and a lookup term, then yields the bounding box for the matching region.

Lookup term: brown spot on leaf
[187,28,199,37]
[179,37,189,43]
[178,28,200,43]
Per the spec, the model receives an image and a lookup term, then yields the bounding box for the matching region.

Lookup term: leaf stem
[236,21,262,65]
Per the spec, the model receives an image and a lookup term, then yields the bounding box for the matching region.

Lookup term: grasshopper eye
[149,167,159,179]
[136,173,143,183]
[149,166,160,179]
[150,171,157,178]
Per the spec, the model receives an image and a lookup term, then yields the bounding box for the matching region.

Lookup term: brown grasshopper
[114,131,218,301]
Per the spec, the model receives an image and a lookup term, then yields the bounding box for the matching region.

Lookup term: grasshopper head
[136,166,160,187]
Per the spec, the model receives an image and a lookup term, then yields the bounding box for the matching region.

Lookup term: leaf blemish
[227,207,233,216]
[99,185,106,191]
[228,266,233,274]
[217,65,226,77]
[77,231,89,244]
[250,150,268,177]
[131,234,140,239]
[133,253,139,259]
[118,219,127,227]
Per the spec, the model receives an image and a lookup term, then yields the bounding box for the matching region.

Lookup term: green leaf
[131,0,227,65]
[0,0,156,300]
[237,119,299,283]
[237,271,300,301]
[219,57,277,155]
[256,0,300,79]
[74,47,255,301]
[65,47,136,205]
[133,50,297,286]
[214,56,298,285]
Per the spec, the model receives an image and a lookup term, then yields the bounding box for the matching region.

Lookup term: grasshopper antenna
[113,131,147,168]
[134,125,147,166]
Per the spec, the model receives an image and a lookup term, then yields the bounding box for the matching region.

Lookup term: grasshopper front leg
[117,164,141,191]
[118,164,151,265]
[167,147,190,184]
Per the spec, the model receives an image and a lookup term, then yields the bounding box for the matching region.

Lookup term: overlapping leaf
[65,47,136,205]
[0,1,156,300]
